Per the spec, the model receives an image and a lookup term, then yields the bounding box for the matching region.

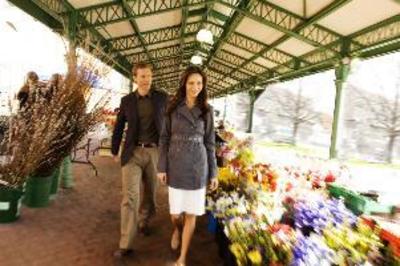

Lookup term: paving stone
[0,156,221,266]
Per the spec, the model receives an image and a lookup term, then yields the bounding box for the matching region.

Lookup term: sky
[0,1,129,113]
[0,1,67,76]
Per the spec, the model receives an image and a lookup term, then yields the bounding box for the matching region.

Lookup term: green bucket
[61,156,74,189]
[50,167,61,199]
[23,175,52,208]
[0,186,24,223]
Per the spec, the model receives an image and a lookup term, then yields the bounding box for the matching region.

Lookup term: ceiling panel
[253,57,277,69]
[318,0,400,35]
[68,0,114,9]
[221,43,254,59]
[103,21,134,38]
[236,17,285,45]
[136,10,181,32]
[276,37,315,56]
[268,0,335,18]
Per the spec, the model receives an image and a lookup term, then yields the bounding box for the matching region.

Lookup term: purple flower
[293,198,357,233]
[291,233,334,266]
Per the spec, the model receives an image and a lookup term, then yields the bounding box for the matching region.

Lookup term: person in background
[17,71,40,108]
[43,73,63,100]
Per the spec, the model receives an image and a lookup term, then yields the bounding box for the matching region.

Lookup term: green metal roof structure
[7,0,400,97]
[6,0,400,159]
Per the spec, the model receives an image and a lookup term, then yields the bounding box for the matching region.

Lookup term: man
[111,62,168,257]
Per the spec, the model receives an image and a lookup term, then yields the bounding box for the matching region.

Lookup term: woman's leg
[177,214,196,264]
[170,214,182,249]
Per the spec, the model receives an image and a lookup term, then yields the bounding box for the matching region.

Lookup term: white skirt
[168,186,206,216]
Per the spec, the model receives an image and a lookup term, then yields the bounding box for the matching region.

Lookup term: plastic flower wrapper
[323,221,383,265]
[225,217,295,266]
[290,232,335,266]
[207,191,249,219]
[225,136,254,171]
[220,130,235,142]
[216,166,241,191]
[246,188,286,224]
[268,224,297,263]
[224,216,257,247]
[245,163,279,192]
[293,197,357,234]
[216,144,234,160]
[279,165,338,191]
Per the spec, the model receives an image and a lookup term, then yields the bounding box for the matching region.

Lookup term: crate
[328,184,395,215]
[346,193,395,215]
[328,184,351,199]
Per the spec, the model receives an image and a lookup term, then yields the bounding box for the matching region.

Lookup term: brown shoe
[113,248,134,258]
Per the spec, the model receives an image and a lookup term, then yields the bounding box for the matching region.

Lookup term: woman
[17,71,39,108]
[157,66,218,266]
[44,73,62,100]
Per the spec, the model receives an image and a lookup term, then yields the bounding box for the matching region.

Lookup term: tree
[353,80,400,163]
[260,84,317,145]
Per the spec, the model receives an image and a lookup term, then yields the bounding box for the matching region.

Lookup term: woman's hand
[209,178,218,191]
[157,172,167,185]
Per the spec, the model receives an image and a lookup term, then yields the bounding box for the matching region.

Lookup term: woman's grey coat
[158,101,217,190]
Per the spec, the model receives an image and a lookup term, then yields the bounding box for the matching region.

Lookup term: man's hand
[209,178,218,191]
[113,155,119,163]
[157,172,167,185]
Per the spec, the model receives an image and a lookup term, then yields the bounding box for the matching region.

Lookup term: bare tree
[261,84,318,145]
[354,80,400,163]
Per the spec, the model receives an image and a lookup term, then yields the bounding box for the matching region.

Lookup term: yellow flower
[217,167,232,183]
[247,249,262,265]
[230,243,246,263]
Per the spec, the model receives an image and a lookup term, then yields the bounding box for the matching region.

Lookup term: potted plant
[0,94,57,221]
[22,56,107,208]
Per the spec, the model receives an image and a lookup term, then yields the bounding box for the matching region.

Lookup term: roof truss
[8,0,400,96]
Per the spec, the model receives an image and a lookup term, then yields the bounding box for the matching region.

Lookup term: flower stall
[97,108,118,156]
[208,129,400,266]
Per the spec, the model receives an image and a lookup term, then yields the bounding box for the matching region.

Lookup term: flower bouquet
[323,221,383,265]
[293,197,357,234]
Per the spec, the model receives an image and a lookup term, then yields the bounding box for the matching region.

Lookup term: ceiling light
[190,55,202,65]
[196,29,213,45]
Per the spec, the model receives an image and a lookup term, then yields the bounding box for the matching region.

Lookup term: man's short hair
[132,62,153,76]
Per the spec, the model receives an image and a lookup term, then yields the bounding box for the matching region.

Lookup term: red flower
[269,224,292,234]
[284,196,294,205]
[324,172,336,183]
[285,182,293,192]
[312,180,321,189]
[270,180,277,191]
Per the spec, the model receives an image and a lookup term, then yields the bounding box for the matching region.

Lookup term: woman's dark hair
[26,71,39,83]
[17,71,39,108]
[46,73,62,100]
[19,71,39,94]
[166,66,210,118]
[49,73,62,87]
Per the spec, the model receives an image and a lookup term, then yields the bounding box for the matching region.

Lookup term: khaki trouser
[119,147,159,249]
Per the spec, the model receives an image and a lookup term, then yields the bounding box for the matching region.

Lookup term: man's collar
[135,89,152,99]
